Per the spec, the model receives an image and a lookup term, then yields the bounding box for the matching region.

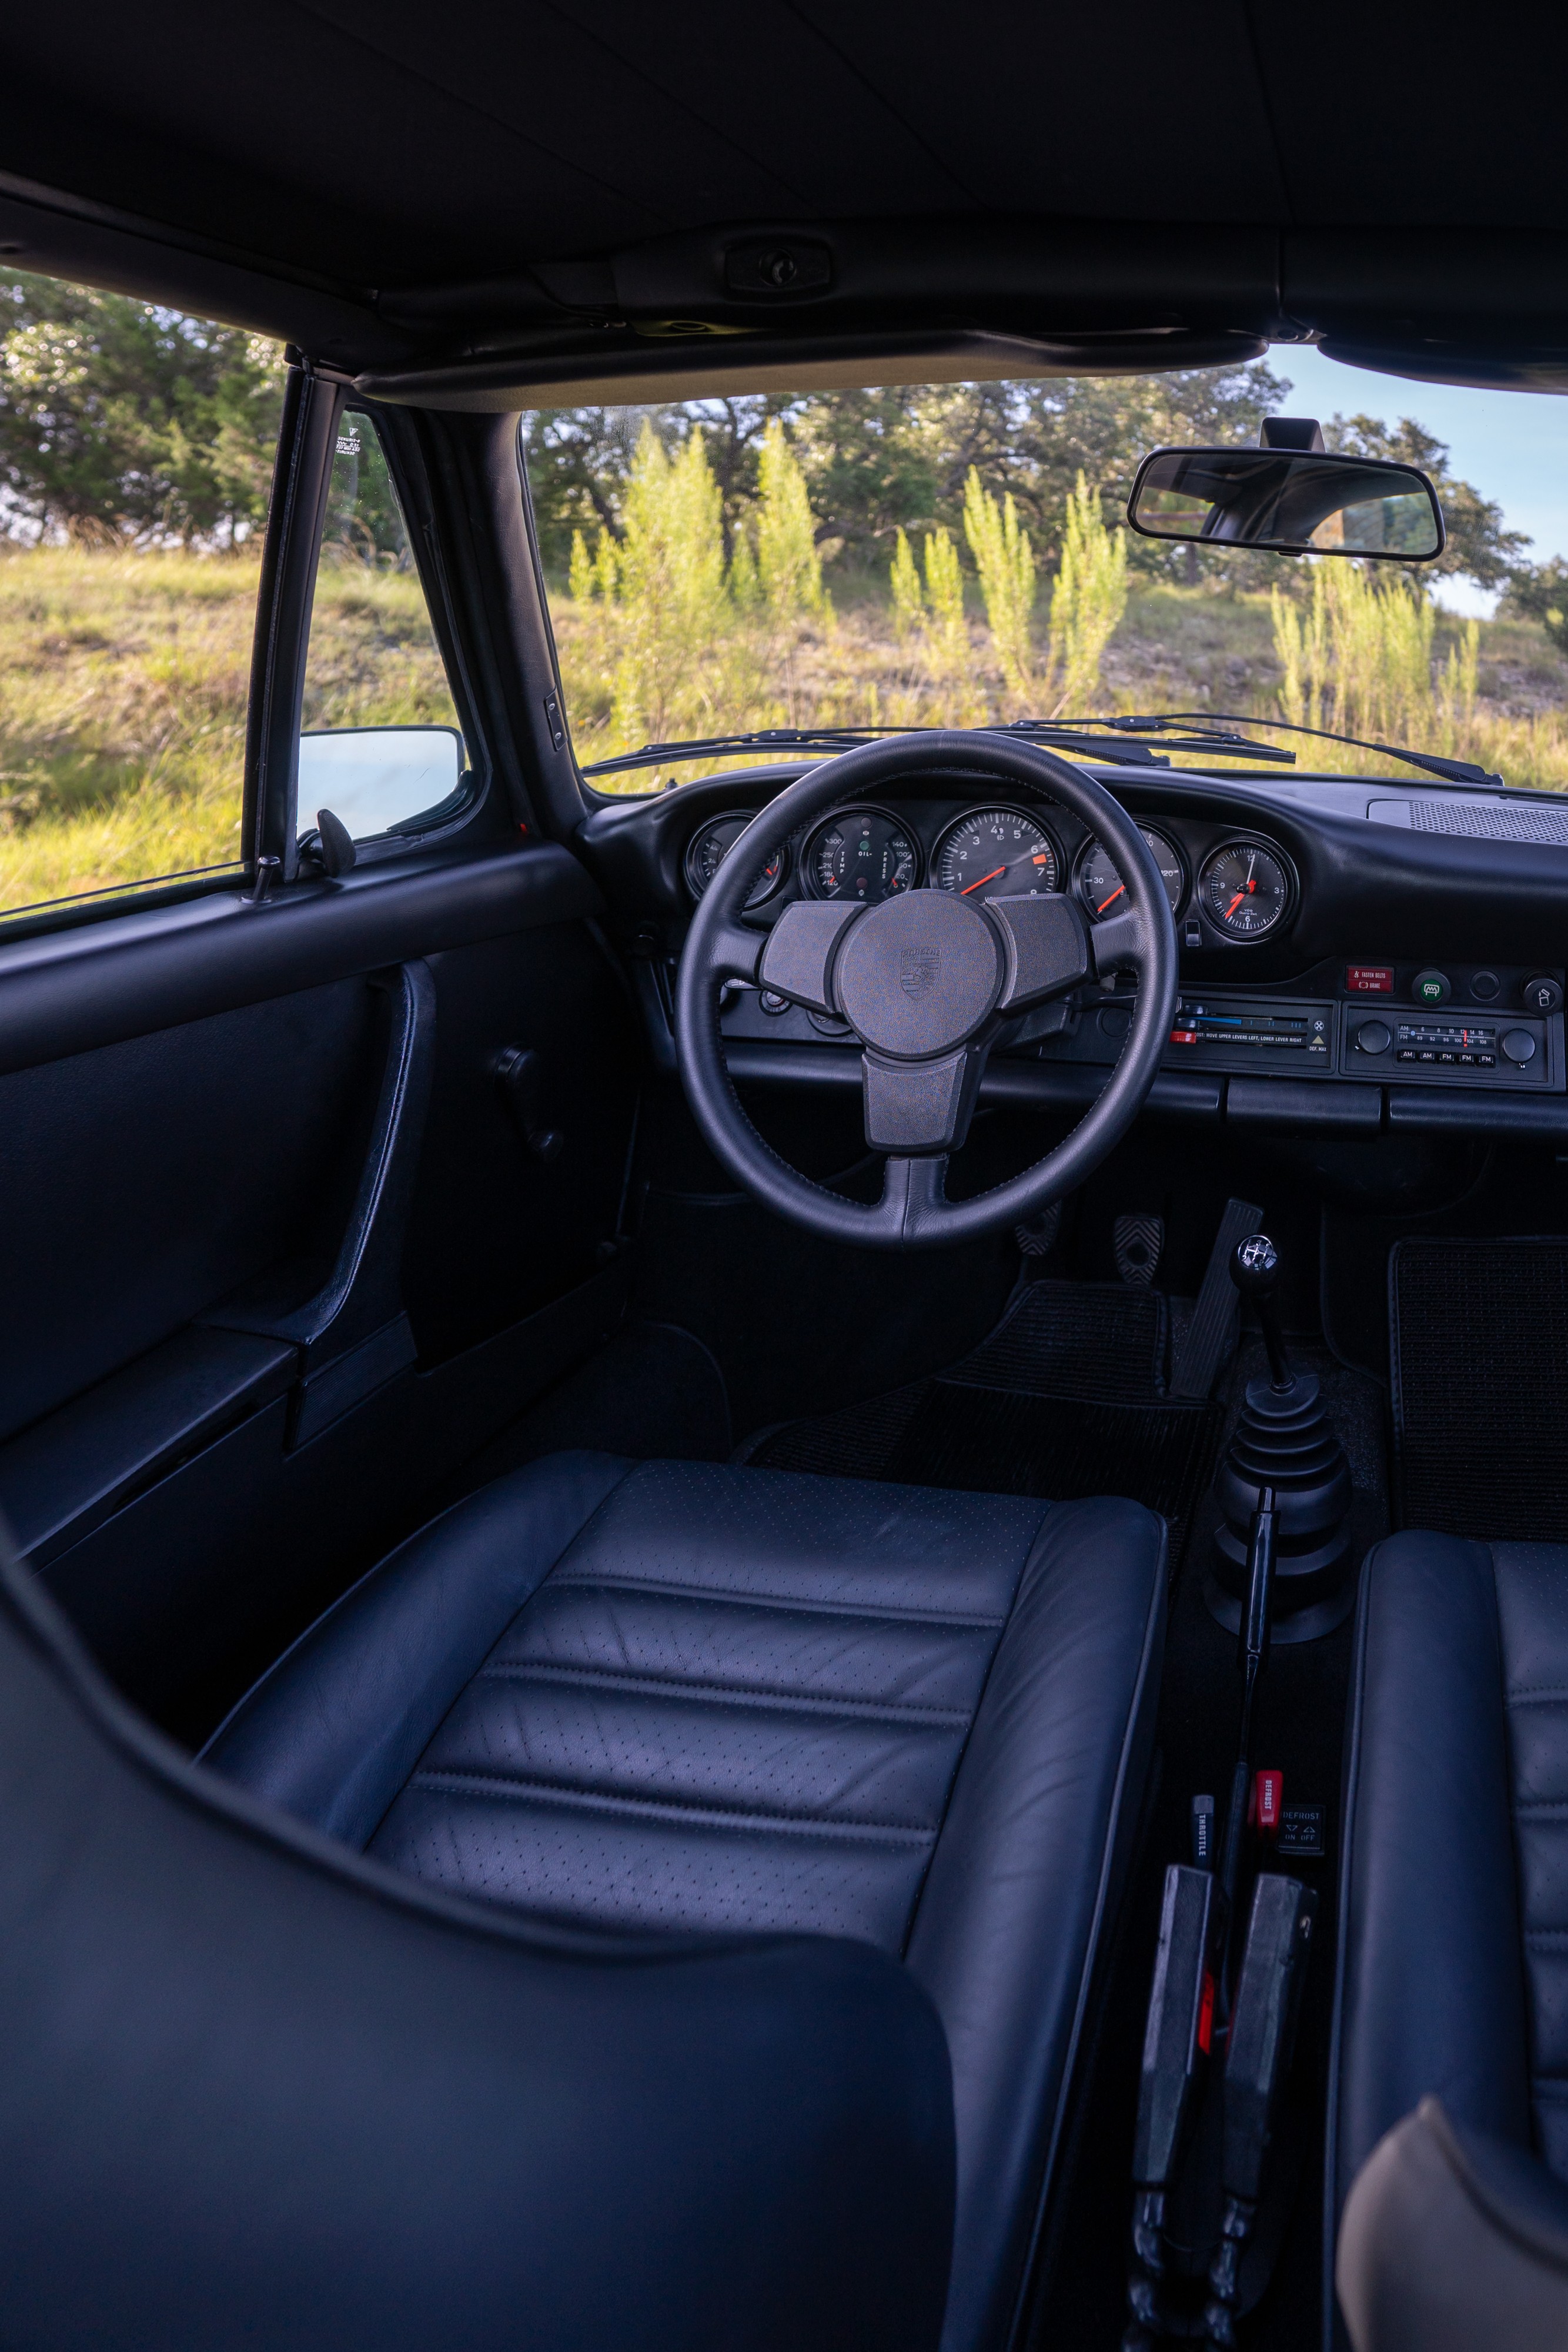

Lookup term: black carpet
[748,1279,1226,1563]
[1392,1236,1568,1538]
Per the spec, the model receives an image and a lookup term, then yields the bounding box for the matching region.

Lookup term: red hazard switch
[1252,1770,1283,1840]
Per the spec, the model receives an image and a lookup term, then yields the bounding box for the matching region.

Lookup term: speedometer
[1077,826,1186,921]
[807,808,918,902]
[934,807,1059,898]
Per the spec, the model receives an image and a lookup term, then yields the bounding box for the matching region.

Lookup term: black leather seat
[1328,1532,1568,2344]
[200,1452,1167,2352]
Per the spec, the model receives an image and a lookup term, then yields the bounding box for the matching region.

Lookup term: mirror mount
[1259,416,1326,453]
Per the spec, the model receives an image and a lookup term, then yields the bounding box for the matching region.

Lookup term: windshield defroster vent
[1368,797,1568,843]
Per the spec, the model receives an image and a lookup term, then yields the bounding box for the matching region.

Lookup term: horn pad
[834,890,1001,1058]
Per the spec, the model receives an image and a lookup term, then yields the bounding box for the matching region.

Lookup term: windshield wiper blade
[1081,710,1503,788]
[580,727,877,779]
[580,719,1282,780]
[998,718,1294,765]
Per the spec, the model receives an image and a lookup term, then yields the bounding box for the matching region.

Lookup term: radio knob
[1502,1028,1538,1065]
[1355,1019,1392,1055]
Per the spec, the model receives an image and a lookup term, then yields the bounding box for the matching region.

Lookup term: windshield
[521,355,1568,796]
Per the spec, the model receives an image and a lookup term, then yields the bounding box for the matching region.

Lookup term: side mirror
[1127,423,1445,562]
[296,725,467,843]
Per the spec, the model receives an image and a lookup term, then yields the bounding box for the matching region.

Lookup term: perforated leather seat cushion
[1330,1534,1568,2316]
[203,1452,1167,2352]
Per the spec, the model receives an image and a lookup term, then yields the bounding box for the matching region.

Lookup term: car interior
[6,7,1568,2350]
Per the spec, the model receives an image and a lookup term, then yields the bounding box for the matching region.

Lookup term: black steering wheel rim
[674,731,1179,1248]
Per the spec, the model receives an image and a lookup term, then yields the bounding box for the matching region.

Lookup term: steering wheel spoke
[988,891,1094,1011]
[1091,907,1144,977]
[710,921,765,983]
[756,901,862,1014]
[862,1044,986,1155]
[878,1151,950,1238]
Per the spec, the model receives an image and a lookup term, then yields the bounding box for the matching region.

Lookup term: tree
[1326,414,1529,589]
[1502,554,1568,652]
[0,273,284,545]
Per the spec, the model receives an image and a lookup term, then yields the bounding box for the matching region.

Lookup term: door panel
[0,977,379,1442]
[0,860,638,1731]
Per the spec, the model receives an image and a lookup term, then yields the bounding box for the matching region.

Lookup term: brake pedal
[1115,1212,1164,1287]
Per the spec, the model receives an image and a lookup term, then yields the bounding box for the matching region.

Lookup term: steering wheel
[674,732,1179,1248]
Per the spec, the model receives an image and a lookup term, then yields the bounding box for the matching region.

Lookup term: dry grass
[0,546,456,916]
[557,575,1568,794]
[7,549,1568,921]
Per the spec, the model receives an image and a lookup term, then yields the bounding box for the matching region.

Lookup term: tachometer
[934,807,1059,898]
[807,808,918,902]
[1077,826,1186,921]
[683,812,785,909]
[1199,840,1293,938]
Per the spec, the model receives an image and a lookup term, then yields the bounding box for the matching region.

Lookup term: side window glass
[0,269,282,926]
[297,409,467,847]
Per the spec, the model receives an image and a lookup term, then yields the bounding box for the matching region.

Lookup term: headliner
[2,2,1566,403]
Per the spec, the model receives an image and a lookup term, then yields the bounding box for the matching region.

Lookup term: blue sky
[1265,345,1568,616]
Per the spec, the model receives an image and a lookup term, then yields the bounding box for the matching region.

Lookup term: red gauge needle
[1224,884,1255,917]
[961,866,1007,894]
[1096,883,1126,914]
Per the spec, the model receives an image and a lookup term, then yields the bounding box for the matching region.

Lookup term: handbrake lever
[1122,1865,1218,2349]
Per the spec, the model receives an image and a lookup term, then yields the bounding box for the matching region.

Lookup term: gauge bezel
[683,809,788,909]
[1073,822,1188,924]
[930,803,1063,898]
[801,803,924,902]
[1196,834,1298,941]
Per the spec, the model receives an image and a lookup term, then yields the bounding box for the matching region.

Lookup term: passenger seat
[1328,1532,1568,2345]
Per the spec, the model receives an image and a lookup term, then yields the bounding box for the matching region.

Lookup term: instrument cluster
[682,793,1299,943]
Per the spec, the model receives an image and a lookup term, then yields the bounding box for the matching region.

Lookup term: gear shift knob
[1231,1233,1292,1392]
[1231,1232,1281,1299]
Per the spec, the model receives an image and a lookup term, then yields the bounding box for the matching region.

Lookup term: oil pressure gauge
[1198,840,1294,940]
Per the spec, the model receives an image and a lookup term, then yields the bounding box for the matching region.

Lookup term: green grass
[0,546,457,915]
[6,549,1568,918]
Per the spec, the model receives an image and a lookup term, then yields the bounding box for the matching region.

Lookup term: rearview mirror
[296,725,467,842]
[1126,440,1445,562]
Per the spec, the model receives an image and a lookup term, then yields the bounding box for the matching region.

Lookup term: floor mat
[748,1279,1225,1557]
[1392,1237,1568,1539]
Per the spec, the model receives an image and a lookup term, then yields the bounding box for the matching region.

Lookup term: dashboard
[577,755,1568,1149]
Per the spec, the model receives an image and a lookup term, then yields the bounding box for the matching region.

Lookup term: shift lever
[1229,1233,1295,1396]
[1206,1232,1353,1641]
